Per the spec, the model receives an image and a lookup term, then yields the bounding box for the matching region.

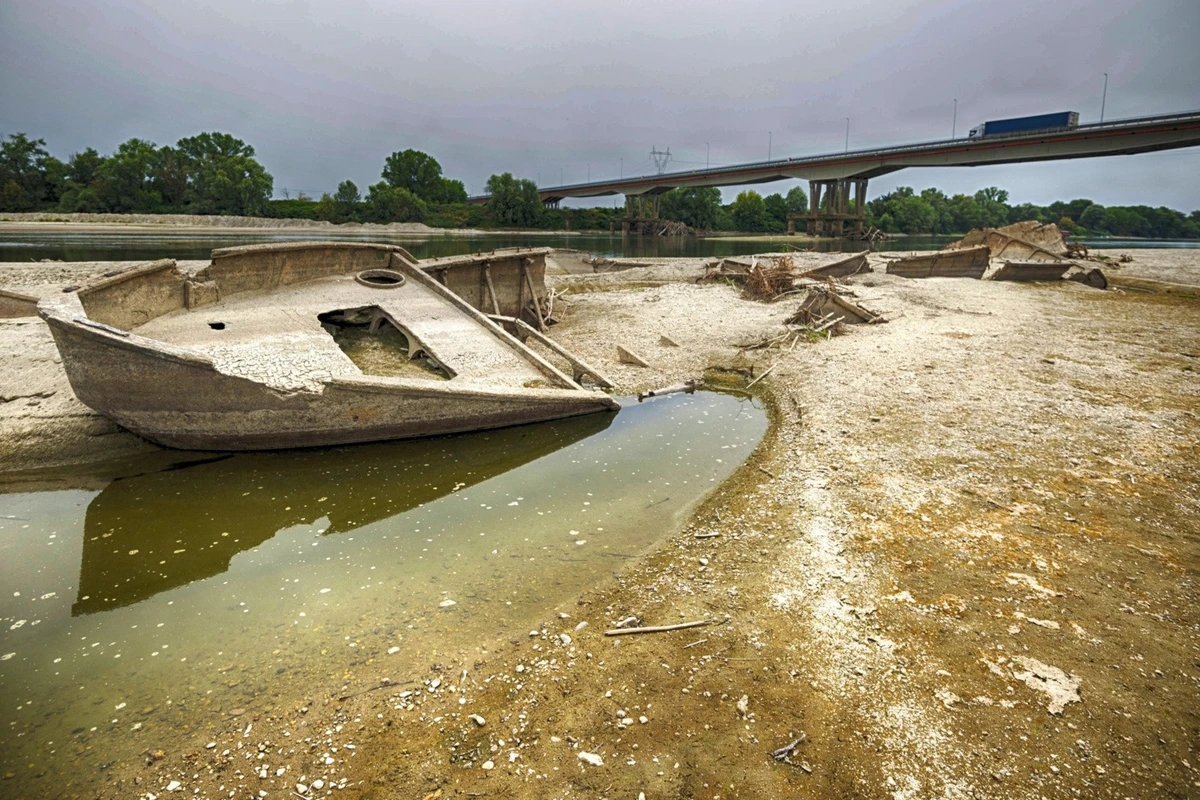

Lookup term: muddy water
[0,391,766,795]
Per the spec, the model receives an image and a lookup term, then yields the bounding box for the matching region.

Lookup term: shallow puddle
[0,391,766,794]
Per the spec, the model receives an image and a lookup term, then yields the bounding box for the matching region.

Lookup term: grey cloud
[1,0,1197,208]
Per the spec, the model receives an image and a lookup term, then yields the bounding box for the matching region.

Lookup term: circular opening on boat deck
[356,269,407,289]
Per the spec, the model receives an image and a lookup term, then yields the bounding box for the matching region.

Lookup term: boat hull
[43,303,617,452]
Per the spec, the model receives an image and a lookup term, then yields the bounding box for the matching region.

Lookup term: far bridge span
[468,110,1200,236]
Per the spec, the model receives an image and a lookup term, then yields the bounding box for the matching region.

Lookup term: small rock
[575,621,589,631]
[559,634,572,646]
[469,714,486,727]
[639,715,649,724]
[228,708,245,717]
[166,781,182,792]
[387,646,400,655]
[205,742,216,750]
[578,752,604,767]
[295,783,308,794]
[311,779,325,790]
[438,599,457,608]
[481,760,495,770]
[736,695,750,718]
[515,664,525,674]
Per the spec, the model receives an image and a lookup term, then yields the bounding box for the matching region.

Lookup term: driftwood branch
[745,363,778,389]
[604,619,714,637]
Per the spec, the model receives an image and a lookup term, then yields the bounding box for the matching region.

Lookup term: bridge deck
[467,110,1200,204]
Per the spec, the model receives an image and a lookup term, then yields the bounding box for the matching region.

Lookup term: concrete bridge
[467,110,1200,235]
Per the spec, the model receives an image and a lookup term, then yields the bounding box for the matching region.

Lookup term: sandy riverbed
[0,247,1197,799]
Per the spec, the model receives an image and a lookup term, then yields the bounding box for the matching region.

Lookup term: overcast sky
[3,0,1198,209]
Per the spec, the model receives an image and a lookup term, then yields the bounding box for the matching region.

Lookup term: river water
[0,391,767,796]
[2,231,1193,264]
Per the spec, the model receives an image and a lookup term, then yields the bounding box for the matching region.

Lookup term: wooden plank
[487,315,616,389]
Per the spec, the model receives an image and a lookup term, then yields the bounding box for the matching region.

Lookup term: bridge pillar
[806,178,868,238]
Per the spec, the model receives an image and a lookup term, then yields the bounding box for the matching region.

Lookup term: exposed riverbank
[1,247,1197,799]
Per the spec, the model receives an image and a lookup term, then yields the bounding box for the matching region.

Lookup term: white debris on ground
[1010,657,1082,715]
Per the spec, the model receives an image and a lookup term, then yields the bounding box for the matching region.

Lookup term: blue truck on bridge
[968,111,1079,138]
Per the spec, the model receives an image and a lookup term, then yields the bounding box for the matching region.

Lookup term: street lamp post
[845,118,850,153]
[768,132,772,161]
[952,99,957,139]
[1101,73,1108,122]
[705,142,709,171]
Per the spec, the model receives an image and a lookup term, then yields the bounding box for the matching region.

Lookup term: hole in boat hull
[318,307,450,380]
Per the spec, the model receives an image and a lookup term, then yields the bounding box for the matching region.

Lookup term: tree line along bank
[2,133,1196,238]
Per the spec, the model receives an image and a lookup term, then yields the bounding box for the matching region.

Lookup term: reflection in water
[0,391,766,799]
[74,413,613,614]
[0,230,904,262]
[0,230,1183,264]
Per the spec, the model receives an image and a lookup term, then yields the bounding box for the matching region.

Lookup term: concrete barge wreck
[37,242,618,450]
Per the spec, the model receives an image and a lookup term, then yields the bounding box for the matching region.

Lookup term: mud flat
[1,248,1198,798]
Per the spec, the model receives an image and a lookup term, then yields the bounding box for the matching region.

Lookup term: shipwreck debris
[787,287,883,326]
[38,243,618,450]
[947,221,1069,261]
[990,260,1108,289]
[638,379,701,401]
[0,287,40,319]
[990,261,1072,282]
[1063,266,1108,290]
[796,252,869,280]
[617,345,652,368]
[886,245,990,279]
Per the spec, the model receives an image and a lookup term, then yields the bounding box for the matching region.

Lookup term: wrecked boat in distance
[39,241,618,450]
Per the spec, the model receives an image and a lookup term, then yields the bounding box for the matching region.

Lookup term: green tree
[152,146,190,209]
[382,149,464,203]
[919,188,951,233]
[763,193,788,232]
[973,187,1010,227]
[315,193,337,222]
[1008,203,1046,225]
[175,132,273,215]
[485,172,541,227]
[95,138,161,212]
[0,133,53,210]
[891,195,937,233]
[439,178,468,204]
[659,186,721,229]
[67,148,104,186]
[1103,207,1149,237]
[334,180,361,221]
[364,182,426,223]
[947,193,985,232]
[1078,204,1107,233]
[731,190,769,232]
[785,186,808,215]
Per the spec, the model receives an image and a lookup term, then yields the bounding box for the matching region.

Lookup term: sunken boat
[39,242,618,450]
